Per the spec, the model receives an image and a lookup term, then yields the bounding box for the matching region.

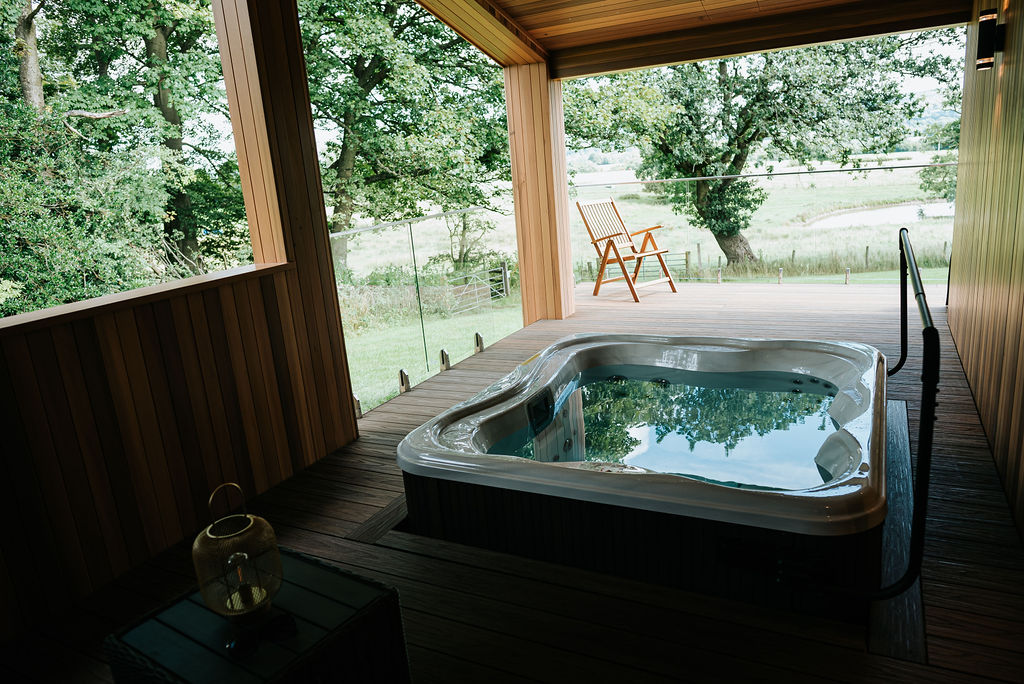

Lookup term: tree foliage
[564,30,965,264]
[577,378,831,462]
[1,0,249,316]
[298,0,510,270]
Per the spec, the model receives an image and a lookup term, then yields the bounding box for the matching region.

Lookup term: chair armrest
[629,225,662,236]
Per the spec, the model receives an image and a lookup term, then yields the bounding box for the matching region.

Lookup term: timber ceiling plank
[547,0,972,78]
[416,0,548,65]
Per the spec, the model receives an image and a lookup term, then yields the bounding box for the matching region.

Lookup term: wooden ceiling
[415,0,973,78]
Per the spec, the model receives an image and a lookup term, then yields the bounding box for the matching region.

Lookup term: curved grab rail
[873,227,940,599]
[787,229,939,601]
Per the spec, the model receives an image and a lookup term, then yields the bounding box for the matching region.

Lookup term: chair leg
[593,240,614,296]
[655,251,677,293]
[632,255,645,281]
[611,243,640,302]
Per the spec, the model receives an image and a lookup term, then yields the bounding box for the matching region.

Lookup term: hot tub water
[488,364,842,491]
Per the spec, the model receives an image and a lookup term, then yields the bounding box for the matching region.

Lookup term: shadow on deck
[5,283,1023,683]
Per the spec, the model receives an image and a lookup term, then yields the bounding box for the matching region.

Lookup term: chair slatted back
[577,199,635,254]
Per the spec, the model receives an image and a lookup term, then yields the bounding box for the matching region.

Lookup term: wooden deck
[5,282,1024,683]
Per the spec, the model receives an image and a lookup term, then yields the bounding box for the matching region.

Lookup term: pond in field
[806,202,954,229]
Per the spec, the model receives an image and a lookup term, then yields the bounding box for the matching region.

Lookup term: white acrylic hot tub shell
[397,334,887,536]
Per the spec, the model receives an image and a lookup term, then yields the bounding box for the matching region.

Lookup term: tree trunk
[16,1,44,111]
[145,26,199,268]
[713,232,758,265]
[329,115,359,274]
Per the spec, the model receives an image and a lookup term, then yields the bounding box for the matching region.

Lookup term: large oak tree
[564,32,963,264]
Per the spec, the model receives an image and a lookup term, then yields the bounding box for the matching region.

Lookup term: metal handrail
[871,227,940,600]
[570,162,958,189]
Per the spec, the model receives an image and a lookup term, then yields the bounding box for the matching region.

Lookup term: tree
[0,0,247,316]
[298,0,510,271]
[919,82,962,202]
[43,0,240,268]
[564,31,963,264]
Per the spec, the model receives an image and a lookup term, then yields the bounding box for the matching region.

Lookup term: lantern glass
[192,487,283,620]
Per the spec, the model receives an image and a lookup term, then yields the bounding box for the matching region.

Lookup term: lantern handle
[208,482,246,520]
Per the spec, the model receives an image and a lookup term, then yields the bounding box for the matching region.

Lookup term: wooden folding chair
[576,198,677,302]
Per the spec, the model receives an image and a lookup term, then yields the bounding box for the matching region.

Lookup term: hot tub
[398,334,888,619]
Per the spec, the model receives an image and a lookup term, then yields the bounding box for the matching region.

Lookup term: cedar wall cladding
[948,0,1024,530]
[0,264,353,638]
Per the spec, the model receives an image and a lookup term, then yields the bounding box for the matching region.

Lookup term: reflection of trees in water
[580,379,832,463]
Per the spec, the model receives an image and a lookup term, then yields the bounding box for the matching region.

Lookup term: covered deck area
[8,283,1022,683]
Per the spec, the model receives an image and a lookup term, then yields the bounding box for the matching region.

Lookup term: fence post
[778,267,783,285]
[791,249,796,264]
[440,349,451,371]
[717,268,722,284]
[865,245,870,269]
[696,243,702,271]
[501,261,510,297]
[587,261,594,278]
[845,268,850,285]
[717,255,722,270]
[474,332,484,354]
[398,369,411,394]
[685,251,691,277]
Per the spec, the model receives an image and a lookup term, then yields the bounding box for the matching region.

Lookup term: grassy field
[345,294,523,410]
[337,151,953,282]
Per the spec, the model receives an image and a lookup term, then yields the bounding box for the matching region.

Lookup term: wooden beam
[213,0,358,451]
[550,0,973,79]
[504,63,574,325]
[416,0,547,65]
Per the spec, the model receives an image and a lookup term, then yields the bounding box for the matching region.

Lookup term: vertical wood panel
[134,305,198,537]
[113,309,183,545]
[0,335,92,596]
[504,62,575,326]
[151,299,212,528]
[948,0,1024,530]
[72,318,150,566]
[168,296,227,496]
[186,291,241,490]
[25,329,113,589]
[0,348,65,616]
[51,324,132,576]
[205,287,261,495]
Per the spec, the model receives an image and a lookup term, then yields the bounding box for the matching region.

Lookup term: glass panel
[335,207,523,413]
[569,159,955,288]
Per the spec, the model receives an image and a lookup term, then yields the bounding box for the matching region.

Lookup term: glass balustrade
[331,207,522,413]
[568,158,955,287]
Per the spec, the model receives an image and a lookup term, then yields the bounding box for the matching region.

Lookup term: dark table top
[106,548,406,683]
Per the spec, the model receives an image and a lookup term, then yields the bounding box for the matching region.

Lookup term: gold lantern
[192,483,282,621]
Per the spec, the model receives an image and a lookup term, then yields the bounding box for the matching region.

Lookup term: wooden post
[504,63,573,325]
[717,268,722,284]
[696,243,702,270]
[778,267,784,284]
[791,249,796,264]
[865,245,870,269]
[718,255,722,269]
[212,0,357,455]
[685,251,691,277]
[845,268,851,285]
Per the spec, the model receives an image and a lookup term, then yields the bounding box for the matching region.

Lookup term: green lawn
[345,295,524,411]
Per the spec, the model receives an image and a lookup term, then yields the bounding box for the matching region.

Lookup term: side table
[104,548,410,683]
